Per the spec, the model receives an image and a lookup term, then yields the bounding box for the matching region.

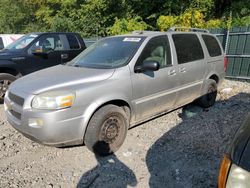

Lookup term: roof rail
[131,30,161,35]
[168,27,209,33]
[131,30,144,34]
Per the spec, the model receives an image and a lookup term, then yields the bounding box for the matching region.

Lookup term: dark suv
[0,32,86,99]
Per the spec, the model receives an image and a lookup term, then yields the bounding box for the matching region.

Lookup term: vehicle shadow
[77,141,137,188]
[146,92,250,188]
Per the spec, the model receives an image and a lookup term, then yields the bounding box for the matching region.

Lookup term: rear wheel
[84,105,129,156]
[0,73,16,100]
[198,79,217,108]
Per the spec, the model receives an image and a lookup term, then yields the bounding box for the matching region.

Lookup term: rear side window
[0,37,4,50]
[66,34,80,49]
[202,35,222,57]
[172,34,204,64]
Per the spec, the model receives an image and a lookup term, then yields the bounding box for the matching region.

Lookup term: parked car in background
[0,32,86,100]
[4,28,226,156]
[218,113,250,188]
[0,34,24,50]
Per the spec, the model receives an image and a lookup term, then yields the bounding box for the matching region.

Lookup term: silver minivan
[4,29,226,155]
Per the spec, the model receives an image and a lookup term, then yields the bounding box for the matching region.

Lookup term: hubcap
[101,117,120,144]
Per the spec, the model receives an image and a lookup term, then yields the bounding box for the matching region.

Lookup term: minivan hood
[10,65,115,94]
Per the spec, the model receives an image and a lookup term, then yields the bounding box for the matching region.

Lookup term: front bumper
[4,90,85,146]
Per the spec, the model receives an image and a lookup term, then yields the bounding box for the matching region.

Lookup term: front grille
[8,92,24,106]
[9,110,21,120]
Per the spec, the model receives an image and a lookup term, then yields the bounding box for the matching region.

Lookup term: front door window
[30,35,64,53]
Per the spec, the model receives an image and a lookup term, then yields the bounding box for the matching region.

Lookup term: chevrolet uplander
[4,28,226,155]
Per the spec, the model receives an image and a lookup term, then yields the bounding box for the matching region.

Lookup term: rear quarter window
[172,34,204,64]
[202,35,222,57]
[66,34,80,50]
[0,37,4,50]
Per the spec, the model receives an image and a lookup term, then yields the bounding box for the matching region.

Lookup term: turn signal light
[218,155,231,188]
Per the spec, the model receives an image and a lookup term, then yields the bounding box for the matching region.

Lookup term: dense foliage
[0,0,249,36]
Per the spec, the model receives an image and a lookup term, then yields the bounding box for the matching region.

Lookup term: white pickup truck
[0,34,23,50]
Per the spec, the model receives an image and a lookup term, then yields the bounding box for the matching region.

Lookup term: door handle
[168,69,176,76]
[179,67,186,73]
[61,54,69,59]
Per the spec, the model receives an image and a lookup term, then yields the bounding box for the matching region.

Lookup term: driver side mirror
[31,47,51,58]
[134,60,160,73]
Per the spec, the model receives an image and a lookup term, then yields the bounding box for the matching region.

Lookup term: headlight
[32,91,75,110]
[226,164,250,188]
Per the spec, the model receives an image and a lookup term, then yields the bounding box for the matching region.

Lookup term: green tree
[108,17,148,35]
[204,19,224,28]
[0,0,249,35]
[0,0,28,33]
[157,16,176,31]
[71,0,130,37]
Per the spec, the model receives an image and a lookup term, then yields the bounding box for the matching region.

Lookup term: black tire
[84,105,129,156]
[0,73,16,100]
[198,79,217,108]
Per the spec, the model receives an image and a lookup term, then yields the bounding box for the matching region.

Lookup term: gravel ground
[0,79,249,188]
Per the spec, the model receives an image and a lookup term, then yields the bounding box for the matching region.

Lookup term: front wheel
[0,73,16,100]
[84,105,129,156]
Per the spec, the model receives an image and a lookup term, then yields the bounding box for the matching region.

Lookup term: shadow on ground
[76,93,249,187]
[146,93,250,188]
[77,141,137,188]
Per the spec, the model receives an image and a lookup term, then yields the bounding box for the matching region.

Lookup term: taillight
[218,155,231,188]
[224,57,228,72]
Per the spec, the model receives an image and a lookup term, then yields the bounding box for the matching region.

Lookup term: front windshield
[67,36,145,69]
[6,34,38,50]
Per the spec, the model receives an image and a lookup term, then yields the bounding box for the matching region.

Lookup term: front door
[131,35,178,122]
[23,34,64,75]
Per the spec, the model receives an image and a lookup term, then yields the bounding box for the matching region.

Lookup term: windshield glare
[67,36,145,69]
[6,34,38,50]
